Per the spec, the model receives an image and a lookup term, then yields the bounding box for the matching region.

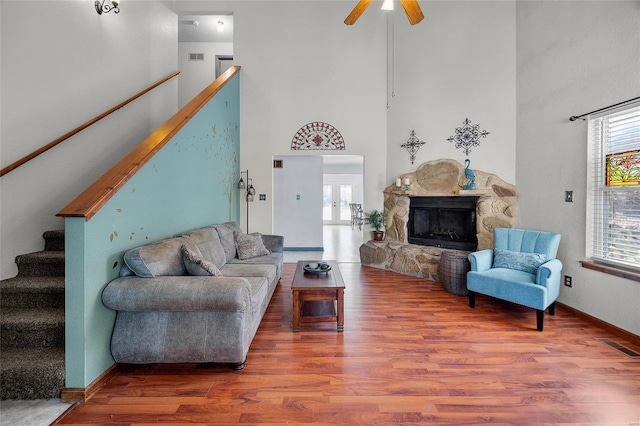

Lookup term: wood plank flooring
[56,263,640,425]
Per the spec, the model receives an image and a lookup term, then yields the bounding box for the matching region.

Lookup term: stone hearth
[359,158,517,281]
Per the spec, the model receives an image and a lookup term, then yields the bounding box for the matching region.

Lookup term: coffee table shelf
[291,260,345,332]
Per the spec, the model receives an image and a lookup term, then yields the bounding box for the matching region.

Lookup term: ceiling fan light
[381,0,394,11]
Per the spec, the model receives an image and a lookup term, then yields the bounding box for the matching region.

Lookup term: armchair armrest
[261,234,284,253]
[468,249,494,272]
[536,258,563,289]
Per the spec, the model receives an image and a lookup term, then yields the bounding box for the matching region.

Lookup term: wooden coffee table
[291,260,345,332]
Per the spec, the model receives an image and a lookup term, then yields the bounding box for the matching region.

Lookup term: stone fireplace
[359,158,517,281]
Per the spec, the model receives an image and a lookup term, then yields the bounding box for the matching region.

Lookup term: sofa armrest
[261,234,284,253]
[102,275,251,312]
[468,249,494,272]
[536,258,563,289]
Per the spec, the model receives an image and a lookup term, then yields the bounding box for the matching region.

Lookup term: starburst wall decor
[447,118,490,156]
[291,122,345,150]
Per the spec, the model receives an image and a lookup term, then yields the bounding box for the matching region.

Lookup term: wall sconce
[381,0,394,11]
[217,20,225,32]
[95,0,120,15]
[237,170,256,232]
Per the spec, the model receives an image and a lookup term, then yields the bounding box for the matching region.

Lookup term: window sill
[580,260,640,283]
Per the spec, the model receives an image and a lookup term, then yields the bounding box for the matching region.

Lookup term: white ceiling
[178,14,234,43]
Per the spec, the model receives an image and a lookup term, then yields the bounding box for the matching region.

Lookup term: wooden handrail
[57,66,241,221]
[0,71,181,177]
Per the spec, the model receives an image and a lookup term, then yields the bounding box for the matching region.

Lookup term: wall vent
[188,53,205,61]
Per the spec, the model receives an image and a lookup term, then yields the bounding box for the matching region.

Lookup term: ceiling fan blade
[399,0,424,25]
[344,0,374,25]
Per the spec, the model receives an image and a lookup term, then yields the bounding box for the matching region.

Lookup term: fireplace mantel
[360,158,517,281]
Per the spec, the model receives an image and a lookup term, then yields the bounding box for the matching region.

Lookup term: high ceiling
[178,14,234,43]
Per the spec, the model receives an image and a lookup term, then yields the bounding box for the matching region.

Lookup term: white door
[323,183,354,225]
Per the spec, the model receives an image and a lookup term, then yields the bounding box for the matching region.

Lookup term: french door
[323,183,354,225]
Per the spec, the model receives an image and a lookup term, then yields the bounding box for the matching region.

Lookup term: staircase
[1,230,65,400]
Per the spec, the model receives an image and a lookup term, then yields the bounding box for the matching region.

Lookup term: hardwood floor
[56,263,640,425]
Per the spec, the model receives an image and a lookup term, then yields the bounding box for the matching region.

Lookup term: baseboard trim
[60,363,120,403]
[556,302,640,347]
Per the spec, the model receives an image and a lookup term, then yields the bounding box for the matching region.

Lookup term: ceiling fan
[344,0,424,26]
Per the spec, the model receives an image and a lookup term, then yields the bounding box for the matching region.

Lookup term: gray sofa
[102,222,283,369]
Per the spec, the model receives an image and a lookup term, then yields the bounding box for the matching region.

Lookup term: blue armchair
[466,228,562,331]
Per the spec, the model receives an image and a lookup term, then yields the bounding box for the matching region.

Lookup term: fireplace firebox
[408,196,479,251]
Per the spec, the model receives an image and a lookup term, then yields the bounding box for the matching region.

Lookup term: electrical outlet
[565,191,573,202]
[259,194,266,201]
[564,275,572,287]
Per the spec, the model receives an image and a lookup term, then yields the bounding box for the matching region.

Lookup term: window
[586,103,640,271]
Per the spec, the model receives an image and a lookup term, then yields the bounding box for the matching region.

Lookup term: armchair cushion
[467,268,549,310]
[493,249,546,274]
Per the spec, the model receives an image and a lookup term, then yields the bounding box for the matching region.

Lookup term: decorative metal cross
[447,118,490,156]
[401,130,426,164]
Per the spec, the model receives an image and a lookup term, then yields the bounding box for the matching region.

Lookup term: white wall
[516,1,640,335]
[173,1,517,238]
[178,42,233,108]
[387,1,516,184]
[0,1,178,279]
[174,1,389,236]
[273,156,324,248]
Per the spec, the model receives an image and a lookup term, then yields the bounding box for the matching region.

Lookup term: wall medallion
[447,118,490,156]
[291,122,345,150]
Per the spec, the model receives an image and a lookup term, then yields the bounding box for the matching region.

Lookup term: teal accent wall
[64,75,240,388]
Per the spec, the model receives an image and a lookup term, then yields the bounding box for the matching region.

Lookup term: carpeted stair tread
[1,308,65,349]
[43,230,65,251]
[2,229,66,400]
[0,276,65,309]
[0,347,65,400]
[15,250,65,277]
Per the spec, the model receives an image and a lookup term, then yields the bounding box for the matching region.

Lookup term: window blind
[586,102,640,270]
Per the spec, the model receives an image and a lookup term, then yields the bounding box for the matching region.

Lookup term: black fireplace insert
[408,196,479,251]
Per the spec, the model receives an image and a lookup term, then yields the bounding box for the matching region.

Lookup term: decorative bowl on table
[304,262,332,274]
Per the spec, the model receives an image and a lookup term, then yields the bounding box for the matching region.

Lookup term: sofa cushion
[234,232,270,260]
[181,245,223,276]
[219,263,277,287]
[124,237,197,278]
[213,222,243,261]
[182,226,226,268]
[493,248,546,274]
[228,252,283,280]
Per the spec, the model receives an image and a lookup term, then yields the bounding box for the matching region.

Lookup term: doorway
[274,155,364,262]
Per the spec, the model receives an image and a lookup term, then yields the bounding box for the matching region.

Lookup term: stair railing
[0,71,181,177]
[58,66,240,221]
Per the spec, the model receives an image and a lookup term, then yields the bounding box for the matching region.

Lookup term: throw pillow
[181,245,223,276]
[234,232,270,260]
[124,237,195,277]
[493,248,546,274]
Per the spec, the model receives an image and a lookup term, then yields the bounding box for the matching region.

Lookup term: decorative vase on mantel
[463,158,476,190]
[373,231,384,241]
